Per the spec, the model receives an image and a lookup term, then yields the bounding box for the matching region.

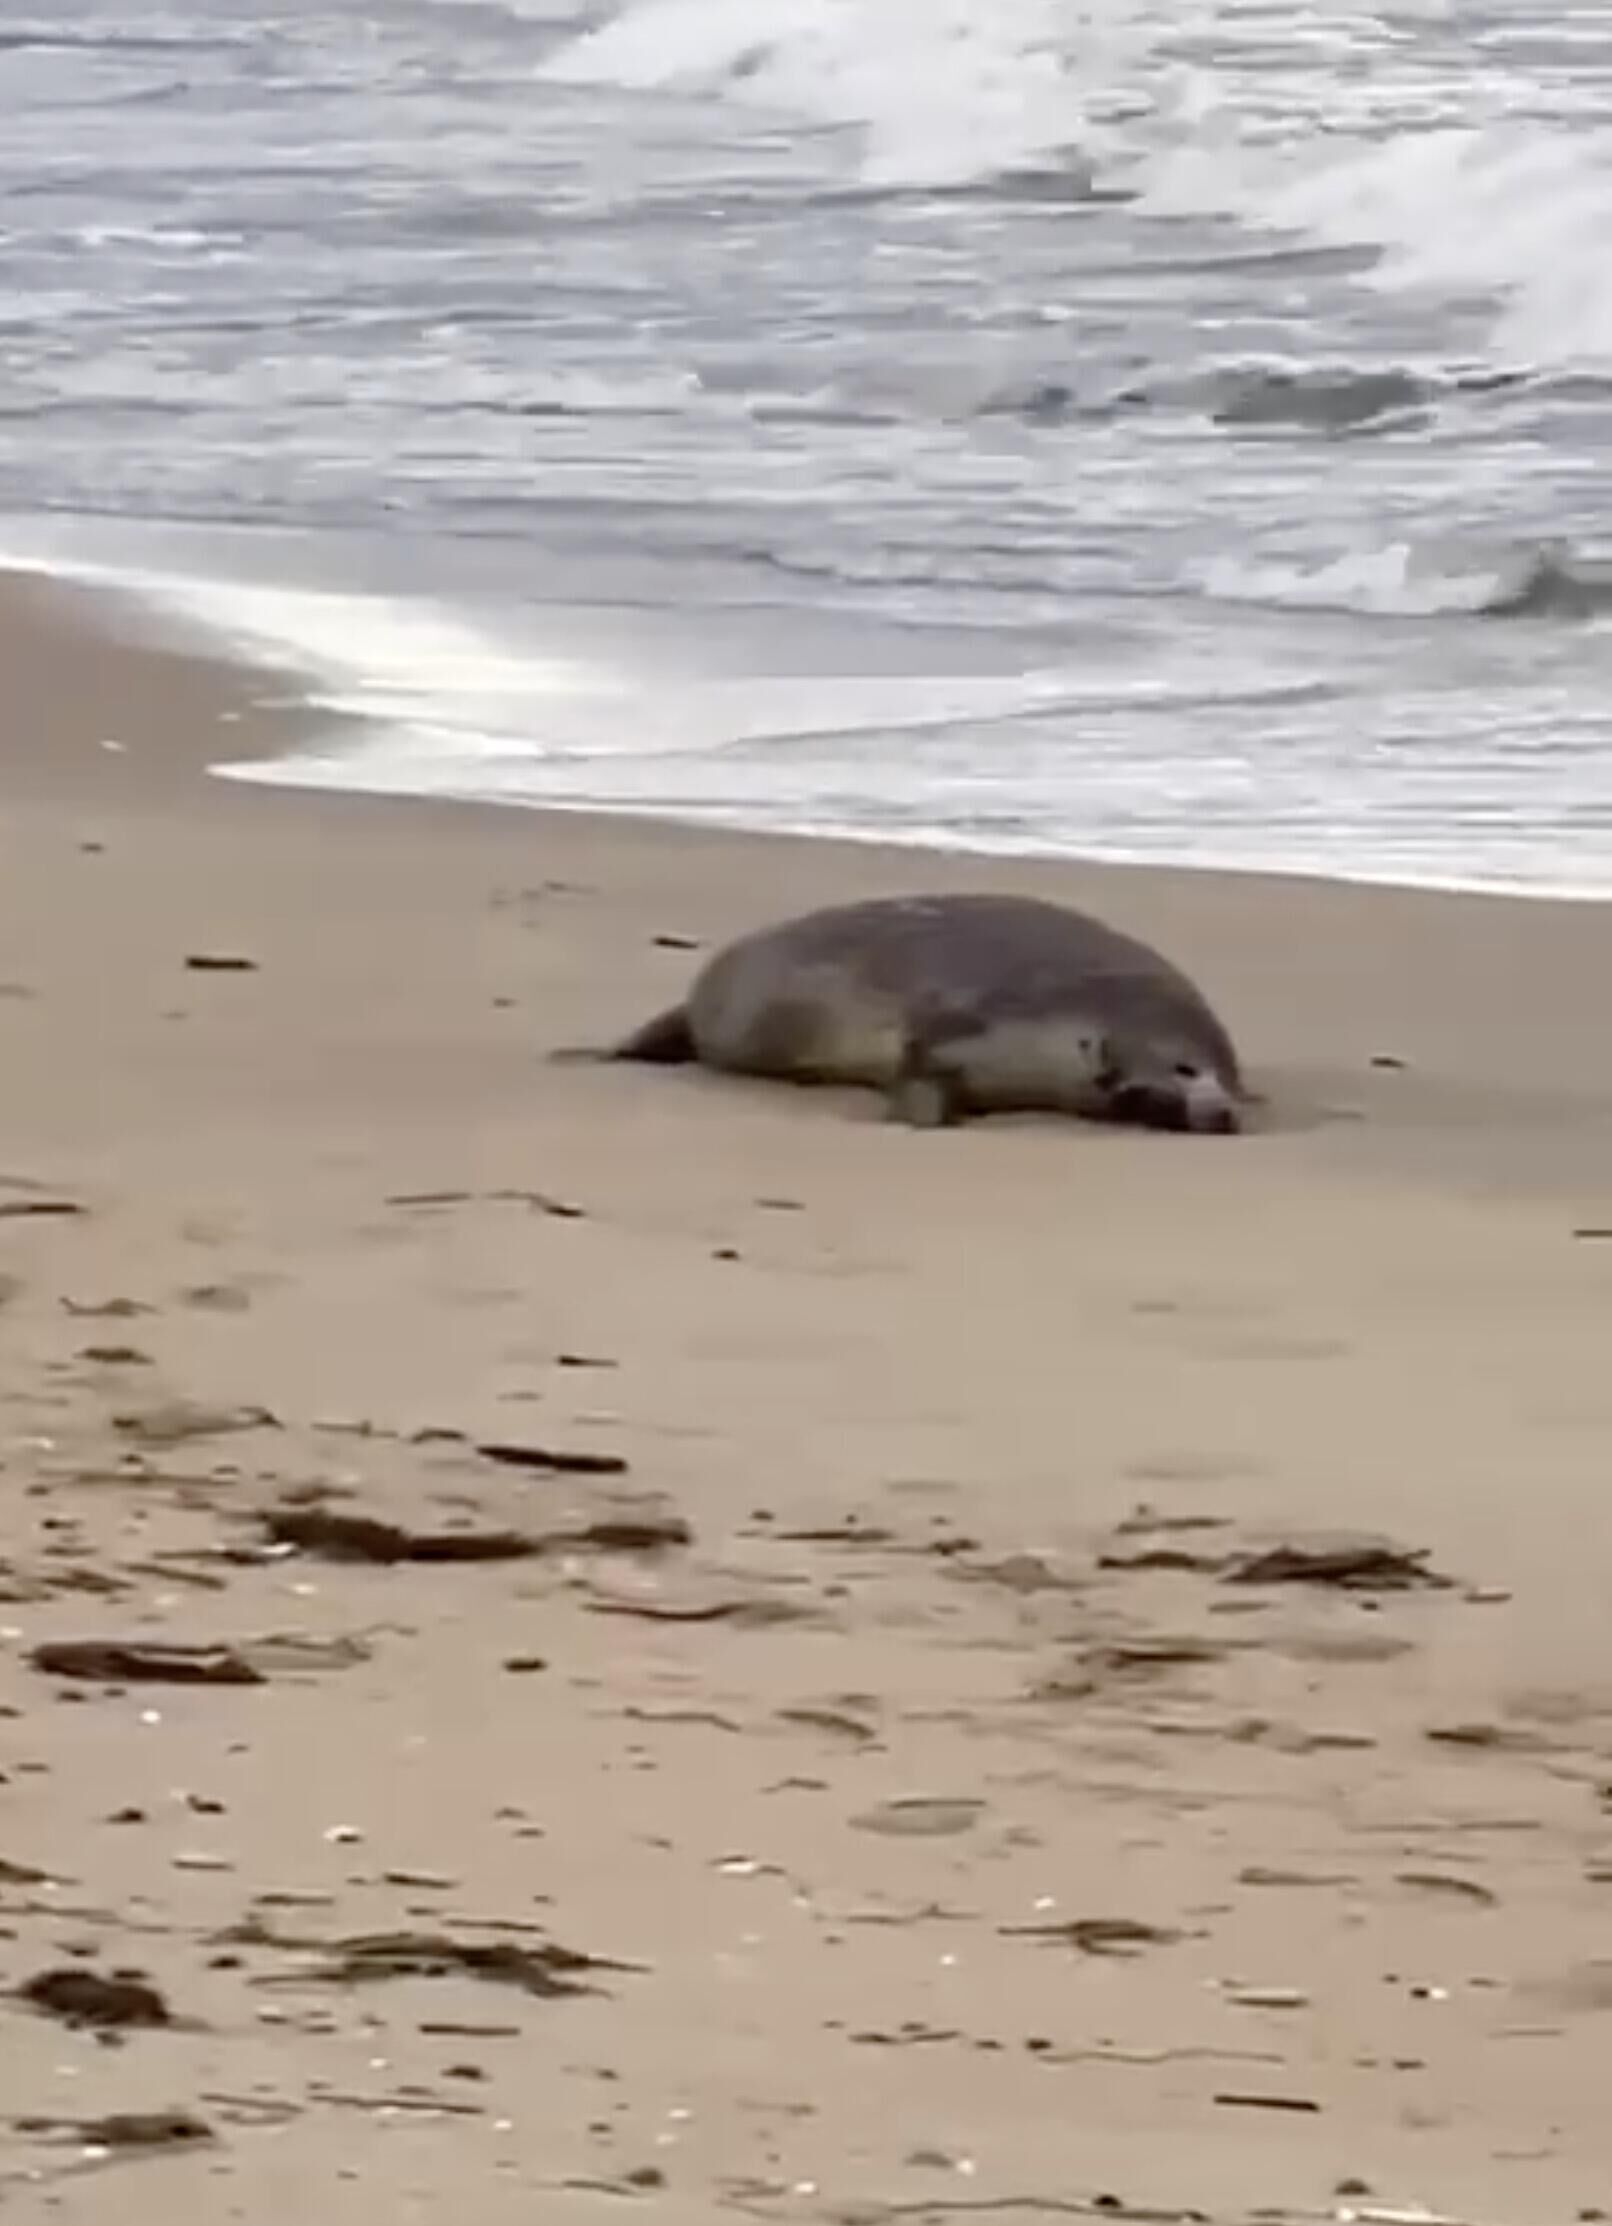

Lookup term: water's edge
[19,536,1611,911]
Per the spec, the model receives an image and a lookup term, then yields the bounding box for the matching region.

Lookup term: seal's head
[1097,1039,1241,1135]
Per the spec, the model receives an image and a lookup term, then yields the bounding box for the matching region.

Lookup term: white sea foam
[225,725,1612,906]
[0,526,1165,762]
[0,540,629,729]
[543,0,1612,369]
[540,0,1176,190]
[1201,537,1542,619]
[1141,120,1612,374]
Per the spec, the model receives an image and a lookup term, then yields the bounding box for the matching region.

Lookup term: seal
[596,893,1246,1134]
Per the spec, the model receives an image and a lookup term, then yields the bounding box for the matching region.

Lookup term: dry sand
[4,571,1612,2222]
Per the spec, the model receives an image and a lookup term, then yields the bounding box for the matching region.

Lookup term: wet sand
[4,570,1612,2221]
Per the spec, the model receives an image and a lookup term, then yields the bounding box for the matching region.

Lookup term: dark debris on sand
[258,1504,690,1562]
[18,1968,174,2029]
[1221,1540,1453,1592]
[474,1439,629,1476]
[13,2110,215,2150]
[224,1918,640,2000]
[259,1508,538,1565]
[1098,1524,1456,1593]
[31,1639,266,1686]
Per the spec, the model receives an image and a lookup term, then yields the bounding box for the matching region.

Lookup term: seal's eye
[1173,1062,1199,1080]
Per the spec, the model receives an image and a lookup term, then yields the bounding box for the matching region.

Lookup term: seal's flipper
[886,1040,965,1129]
[612,1004,697,1064]
[546,1004,695,1067]
[887,1073,960,1128]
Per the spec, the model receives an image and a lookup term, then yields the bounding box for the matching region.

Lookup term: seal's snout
[1184,1073,1240,1135]
[1109,1069,1240,1135]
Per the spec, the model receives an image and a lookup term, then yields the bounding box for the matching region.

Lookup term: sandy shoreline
[5,569,1612,2220]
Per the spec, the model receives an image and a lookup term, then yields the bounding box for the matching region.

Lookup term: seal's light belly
[807,1012,906,1083]
[938,1016,1106,1112]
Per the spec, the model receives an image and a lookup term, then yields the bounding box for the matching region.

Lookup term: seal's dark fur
[598,893,1246,1133]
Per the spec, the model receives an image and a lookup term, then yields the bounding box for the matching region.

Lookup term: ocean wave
[542,0,1612,372]
[1139,122,1612,376]
[976,365,1428,434]
[753,527,1612,629]
[1202,538,1612,621]
[979,360,1539,434]
[539,0,1161,193]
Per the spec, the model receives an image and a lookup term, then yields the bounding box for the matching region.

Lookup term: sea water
[5,0,1612,894]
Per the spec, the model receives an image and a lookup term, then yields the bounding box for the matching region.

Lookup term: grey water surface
[5,0,1612,891]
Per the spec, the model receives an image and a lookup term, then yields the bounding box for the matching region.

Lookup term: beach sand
[4,570,1612,2222]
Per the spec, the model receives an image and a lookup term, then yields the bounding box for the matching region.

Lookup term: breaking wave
[543,0,1612,371]
[1202,538,1612,622]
